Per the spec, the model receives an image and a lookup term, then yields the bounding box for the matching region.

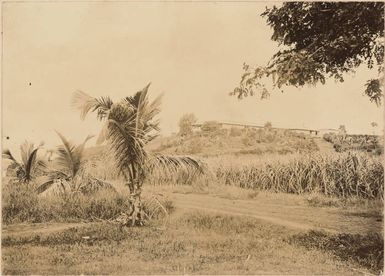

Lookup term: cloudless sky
[2,2,384,154]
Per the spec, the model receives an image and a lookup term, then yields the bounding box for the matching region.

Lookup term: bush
[324,133,383,154]
[229,127,243,137]
[186,139,203,154]
[201,121,222,133]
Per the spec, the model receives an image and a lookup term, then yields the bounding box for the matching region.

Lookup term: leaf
[36,179,55,194]
[24,148,39,181]
[71,90,113,121]
[96,123,109,145]
[146,155,205,175]
[2,149,18,164]
[54,131,93,178]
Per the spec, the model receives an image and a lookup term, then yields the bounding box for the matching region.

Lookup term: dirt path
[313,137,336,153]
[168,193,382,234]
[3,193,382,238]
[2,222,88,239]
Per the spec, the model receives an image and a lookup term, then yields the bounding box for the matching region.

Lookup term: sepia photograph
[1,1,384,275]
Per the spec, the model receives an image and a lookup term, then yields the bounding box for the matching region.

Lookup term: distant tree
[264,121,273,129]
[178,113,197,136]
[338,125,347,136]
[371,122,378,135]
[231,2,384,105]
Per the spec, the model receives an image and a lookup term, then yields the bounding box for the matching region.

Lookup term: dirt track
[2,192,382,237]
[169,193,382,234]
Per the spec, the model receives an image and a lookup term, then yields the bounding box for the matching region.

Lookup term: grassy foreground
[2,211,382,275]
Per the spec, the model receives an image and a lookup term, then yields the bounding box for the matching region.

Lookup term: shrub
[201,121,222,133]
[187,139,203,154]
[324,133,383,154]
[229,127,243,137]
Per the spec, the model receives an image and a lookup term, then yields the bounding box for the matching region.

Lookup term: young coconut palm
[36,131,94,194]
[2,141,46,184]
[72,83,203,225]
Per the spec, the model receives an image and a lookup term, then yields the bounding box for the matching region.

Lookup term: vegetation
[290,230,383,272]
[2,141,46,184]
[150,127,319,156]
[136,151,384,200]
[2,180,173,225]
[264,121,272,129]
[231,2,384,104]
[2,135,383,274]
[35,132,96,195]
[213,152,383,199]
[3,5,384,274]
[3,185,125,224]
[2,212,381,274]
[323,133,383,154]
[178,113,197,136]
[72,84,202,225]
[200,121,222,133]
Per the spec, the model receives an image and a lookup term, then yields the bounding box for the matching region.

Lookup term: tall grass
[214,152,384,199]
[2,182,130,224]
[5,152,380,225]
[145,152,384,199]
[2,181,172,225]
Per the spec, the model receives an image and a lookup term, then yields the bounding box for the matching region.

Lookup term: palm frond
[36,171,69,194]
[72,90,113,121]
[54,131,92,178]
[73,134,94,170]
[76,134,94,153]
[2,149,23,175]
[24,143,47,181]
[36,179,56,194]
[96,122,109,145]
[107,118,146,174]
[135,83,151,137]
[73,84,162,187]
[36,159,48,170]
[20,141,35,167]
[121,84,162,143]
[25,148,39,181]
[54,131,76,175]
[146,155,205,175]
[2,149,19,164]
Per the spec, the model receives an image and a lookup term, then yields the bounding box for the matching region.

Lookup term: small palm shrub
[2,141,46,184]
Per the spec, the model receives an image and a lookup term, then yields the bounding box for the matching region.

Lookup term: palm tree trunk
[130,164,145,226]
[121,165,144,226]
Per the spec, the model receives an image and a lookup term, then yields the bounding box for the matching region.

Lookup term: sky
[2,2,384,154]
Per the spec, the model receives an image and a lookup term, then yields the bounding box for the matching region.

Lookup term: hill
[147,127,319,156]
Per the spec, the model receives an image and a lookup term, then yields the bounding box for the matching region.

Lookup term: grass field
[2,210,382,275]
[2,133,384,274]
